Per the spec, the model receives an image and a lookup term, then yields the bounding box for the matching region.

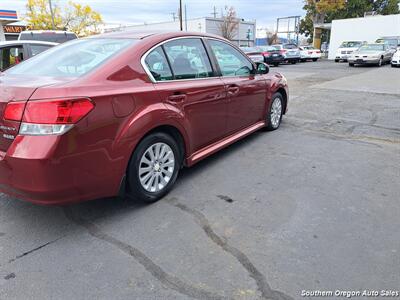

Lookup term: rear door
[207,39,267,134]
[145,38,228,152]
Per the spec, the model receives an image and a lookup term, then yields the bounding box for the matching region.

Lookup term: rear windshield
[6,38,135,78]
[259,46,278,51]
[340,41,362,48]
[283,44,298,49]
[19,32,77,43]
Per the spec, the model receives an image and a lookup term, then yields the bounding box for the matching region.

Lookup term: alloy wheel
[139,142,175,193]
[270,97,282,128]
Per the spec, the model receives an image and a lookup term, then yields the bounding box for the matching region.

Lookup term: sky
[1,0,305,30]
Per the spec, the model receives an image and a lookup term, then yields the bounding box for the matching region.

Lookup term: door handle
[167,94,186,103]
[227,85,240,95]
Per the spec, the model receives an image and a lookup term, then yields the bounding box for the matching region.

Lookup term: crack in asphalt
[63,207,228,300]
[8,236,65,264]
[167,198,294,300]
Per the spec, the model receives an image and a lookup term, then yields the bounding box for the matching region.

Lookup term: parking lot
[0,60,399,300]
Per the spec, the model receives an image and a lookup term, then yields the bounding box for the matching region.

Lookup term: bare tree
[218,6,239,41]
[266,31,279,45]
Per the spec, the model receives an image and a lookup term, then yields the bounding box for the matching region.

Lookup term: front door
[207,39,267,134]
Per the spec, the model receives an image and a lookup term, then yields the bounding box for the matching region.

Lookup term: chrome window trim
[141,36,218,83]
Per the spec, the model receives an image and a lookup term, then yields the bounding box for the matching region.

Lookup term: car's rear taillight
[279,49,287,55]
[4,98,94,136]
[308,51,313,54]
[3,101,26,122]
[262,51,271,57]
[22,98,94,124]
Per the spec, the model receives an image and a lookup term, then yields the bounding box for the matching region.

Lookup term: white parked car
[335,41,367,62]
[348,43,393,67]
[299,46,322,62]
[391,48,400,67]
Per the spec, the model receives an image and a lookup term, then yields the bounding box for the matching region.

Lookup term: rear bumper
[284,57,300,62]
[265,56,284,64]
[0,134,126,205]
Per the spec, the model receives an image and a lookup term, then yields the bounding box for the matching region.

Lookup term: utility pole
[211,6,217,18]
[184,4,188,31]
[179,0,183,31]
[48,0,56,30]
[171,12,177,21]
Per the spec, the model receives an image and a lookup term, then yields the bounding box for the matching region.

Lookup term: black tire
[349,63,355,67]
[127,132,181,203]
[273,63,279,67]
[264,92,283,131]
[312,58,318,62]
[391,64,395,68]
[290,60,296,64]
[334,59,339,62]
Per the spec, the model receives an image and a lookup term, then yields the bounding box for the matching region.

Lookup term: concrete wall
[328,14,400,59]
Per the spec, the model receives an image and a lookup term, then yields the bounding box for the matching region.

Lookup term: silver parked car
[348,43,393,67]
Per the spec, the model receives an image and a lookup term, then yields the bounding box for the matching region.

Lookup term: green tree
[25,0,103,36]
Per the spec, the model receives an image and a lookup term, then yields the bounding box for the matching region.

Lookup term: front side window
[6,38,134,78]
[144,46,173,81]
[0,46,24,71]
[209,40,253,76]
[163,38,213,80]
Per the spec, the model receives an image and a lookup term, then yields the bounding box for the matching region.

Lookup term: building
[0,9,21,41]
[106,17,256,46]
[328,14,400,59]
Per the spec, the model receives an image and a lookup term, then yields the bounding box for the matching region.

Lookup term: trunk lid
[0,74,69,152]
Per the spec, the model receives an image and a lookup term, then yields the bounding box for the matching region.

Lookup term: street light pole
[179,0,183,31]
[48,0,56,30]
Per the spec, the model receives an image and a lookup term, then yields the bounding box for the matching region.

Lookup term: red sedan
[0,31,288,205]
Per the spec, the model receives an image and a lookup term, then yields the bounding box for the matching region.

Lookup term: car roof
[0,40,59,47]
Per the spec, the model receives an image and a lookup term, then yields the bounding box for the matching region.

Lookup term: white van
[335,41,367,62]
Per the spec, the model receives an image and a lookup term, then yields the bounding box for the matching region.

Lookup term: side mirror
[256,62,269,75]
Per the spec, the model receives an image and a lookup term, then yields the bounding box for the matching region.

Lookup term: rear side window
[209,39,253,76]
[144,46,173,81]
[0,46,24,71]
[163,38,213,80]
[29,44,53,56]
